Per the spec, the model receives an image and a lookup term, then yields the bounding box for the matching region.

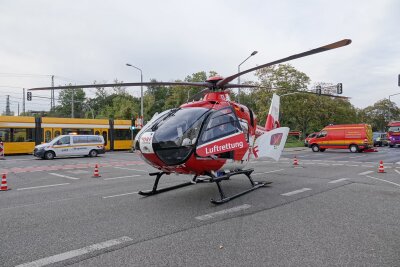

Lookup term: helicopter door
[196,107,248,158]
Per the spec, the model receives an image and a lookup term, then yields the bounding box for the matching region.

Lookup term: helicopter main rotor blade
[217,39,352,88]
[222,84,259,89]
[28,81,212,91]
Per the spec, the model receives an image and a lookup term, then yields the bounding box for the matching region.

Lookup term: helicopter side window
[199,107,241,145]
[240,120,249,142]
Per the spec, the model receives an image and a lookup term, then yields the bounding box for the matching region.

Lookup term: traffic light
[27,92,32,101]
[316,85,321,95]
[336,83,343,94]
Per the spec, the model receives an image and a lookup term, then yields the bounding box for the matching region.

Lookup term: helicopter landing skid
[138,170,270,204]
[208,169,271,205]
[138,172,195,196]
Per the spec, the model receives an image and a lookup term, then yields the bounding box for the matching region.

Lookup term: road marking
[15,236,133,267]
[253,169,284,175]
[395,170,400,175]
[17,183,70,191]
[281,188,311,196]
[49,173,80,180]
[329,178,348,184]
[361,165,374,168]
[346,164,359,167]
[316,163,330,166]
[103,191,139,199]
[195,204,251,220]
[332,164,344,166]
[366,175,400,187]
[103,175,141,180]
[358,171,373,176]
[66,170,89,174]
[349,155,365,159]
[113,166,148,172]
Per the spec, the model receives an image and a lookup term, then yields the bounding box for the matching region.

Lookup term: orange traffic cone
[378,160,385,173]
[92,164,101,178]
[293,156,299,166]
[0,173,10,191]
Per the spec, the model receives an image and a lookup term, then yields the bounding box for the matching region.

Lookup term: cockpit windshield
[152,107,210,149]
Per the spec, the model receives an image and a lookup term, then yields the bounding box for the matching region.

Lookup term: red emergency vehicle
[308,124,373,153]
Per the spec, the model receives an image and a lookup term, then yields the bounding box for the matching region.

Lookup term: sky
[0,0,399,115]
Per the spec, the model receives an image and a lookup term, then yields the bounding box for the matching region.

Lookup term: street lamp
[126,63,143,123]
[237,51,258,103]
[388,92,400,121]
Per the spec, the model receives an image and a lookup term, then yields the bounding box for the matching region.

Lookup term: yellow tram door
[43,128,53,143]
[94,128,110,151]
[53,128,62,139]
[43,128,62,143]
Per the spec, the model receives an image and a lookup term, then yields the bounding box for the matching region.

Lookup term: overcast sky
[0,0,399,115]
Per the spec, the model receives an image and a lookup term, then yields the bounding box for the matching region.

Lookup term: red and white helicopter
[29,39,351,204]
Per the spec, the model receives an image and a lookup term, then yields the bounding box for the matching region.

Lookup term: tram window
[54,130,61,137]
[113,129,131,140]
[45,130,52,143]
[62,128,93,135]
[95,131,100,135]
[0,128,11,142]
[12,128,35,142]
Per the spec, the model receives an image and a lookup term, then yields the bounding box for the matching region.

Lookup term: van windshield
[388,127,400,132]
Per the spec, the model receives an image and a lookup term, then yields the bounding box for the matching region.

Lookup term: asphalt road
[1,147,400,266]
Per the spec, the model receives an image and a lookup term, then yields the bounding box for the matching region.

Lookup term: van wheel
[89,150,98,157]
[349,145,359,153]
[319,148,326,152]
[311,145,320,152]
[44,151,55,160]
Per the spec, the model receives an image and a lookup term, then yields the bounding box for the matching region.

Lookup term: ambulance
[34,134,105,159]
[308,124,373,153]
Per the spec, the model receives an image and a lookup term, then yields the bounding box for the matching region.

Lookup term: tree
[360,99,400,131]
[52,87,86,118]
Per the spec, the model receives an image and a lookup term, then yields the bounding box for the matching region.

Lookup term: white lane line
[103,192,139,199]
[103,175,140,180]
[195,204,251,221]
[316,163,330,166]
[253,169,284,175]
[347,164,359,167]
[17,183,70,191]
[15,236,133,267]
[281,188,311,196]
[113,167,148,172]
[358,171,374,176]
[332,164,344,166]
[349,155,365,159]
[366,175,400,187]
[361,165,374,168]
[395,170,400,175]
[49,173,80,180]
[329,178,348,184]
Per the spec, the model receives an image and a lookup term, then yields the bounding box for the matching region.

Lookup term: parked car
[34,134,105,159]
[373,132,388,147]
[304,132,319,147]
[308,124,373,153]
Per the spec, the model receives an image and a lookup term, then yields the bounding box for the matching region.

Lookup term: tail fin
[265,93,280,131]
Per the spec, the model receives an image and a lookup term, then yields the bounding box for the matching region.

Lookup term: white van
[33,135,105,160]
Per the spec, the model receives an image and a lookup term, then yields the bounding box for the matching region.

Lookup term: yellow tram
[0,116,137,155]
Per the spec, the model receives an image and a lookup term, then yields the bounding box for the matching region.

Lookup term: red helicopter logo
[29,39,351,204]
